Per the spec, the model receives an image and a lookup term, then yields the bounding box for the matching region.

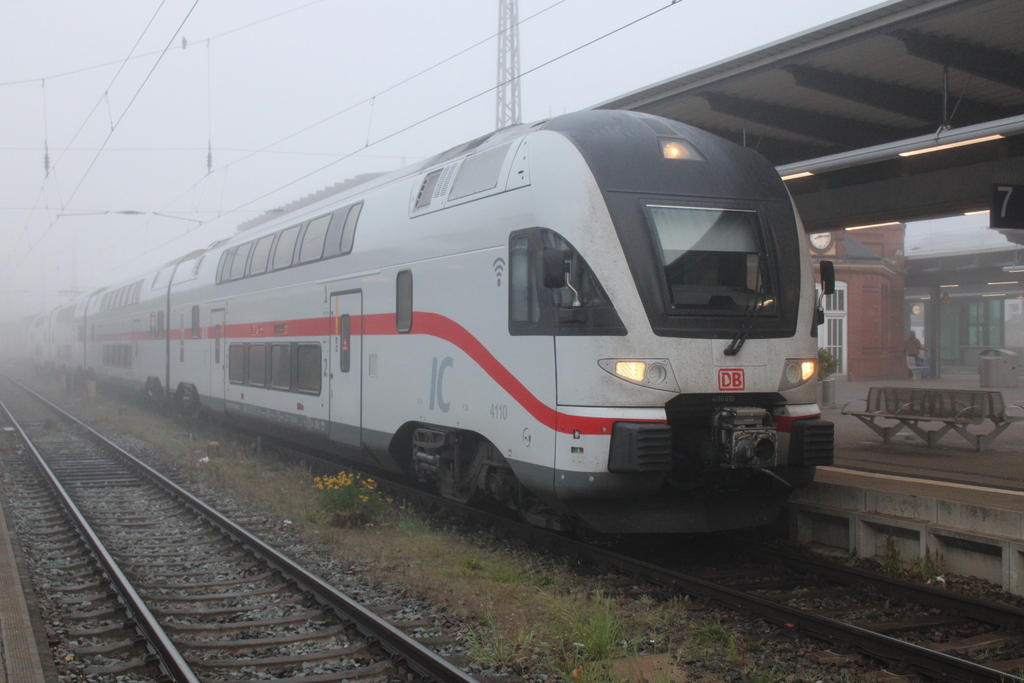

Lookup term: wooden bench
[841,387,1024,452]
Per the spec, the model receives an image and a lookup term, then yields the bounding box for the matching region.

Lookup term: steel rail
[0,396,201,683]
[3,376,480,683]
[361,478,1023,683]
[746,542,1024,628]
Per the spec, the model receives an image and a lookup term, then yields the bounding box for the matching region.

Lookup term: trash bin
[979,348,1019,388]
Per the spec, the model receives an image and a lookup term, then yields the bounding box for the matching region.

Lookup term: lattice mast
[496,0,521,130]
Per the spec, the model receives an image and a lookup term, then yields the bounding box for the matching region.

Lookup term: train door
[329,292,362,447]
[210,308,226,408]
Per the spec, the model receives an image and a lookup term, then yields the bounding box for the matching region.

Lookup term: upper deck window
[299,214,331,263]
[646,205,776,315]
[273,225,301,270]
[248,234,275,276]
[229,242,252,280]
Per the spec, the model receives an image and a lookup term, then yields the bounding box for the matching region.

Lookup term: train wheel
[145,377,163,404]
[175,383,201,421]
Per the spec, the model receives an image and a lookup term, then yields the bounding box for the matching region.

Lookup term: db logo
[718,368,745,391]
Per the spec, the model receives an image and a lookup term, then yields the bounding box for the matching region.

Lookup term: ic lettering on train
[429,356,453,413]
[718,368,745,392]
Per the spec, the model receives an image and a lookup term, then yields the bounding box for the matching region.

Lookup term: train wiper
[724,253,768,357]
[723,291,762,356]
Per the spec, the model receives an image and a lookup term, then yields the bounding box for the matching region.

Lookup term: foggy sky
[1,0,882,321]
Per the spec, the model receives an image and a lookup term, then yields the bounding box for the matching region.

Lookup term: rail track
[5,372,1024,682]
[297,459,1024,681]
[0,375,479,683]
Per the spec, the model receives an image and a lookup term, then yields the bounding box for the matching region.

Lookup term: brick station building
[809,224,907,382]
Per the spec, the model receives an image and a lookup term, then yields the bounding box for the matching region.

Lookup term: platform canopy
[596,0,1024,243]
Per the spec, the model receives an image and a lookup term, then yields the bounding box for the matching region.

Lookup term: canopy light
[1004,266,1024,273]
[940,284,959,288]
[780,171,814,181]
[964,210,989,216]
[898,134,1004,157]
[845,221,900,231]
[988,281,1017,286]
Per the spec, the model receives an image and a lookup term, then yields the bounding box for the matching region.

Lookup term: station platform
[0,487,49,683]
[822,373,1024,491]
[788,373,1024,595]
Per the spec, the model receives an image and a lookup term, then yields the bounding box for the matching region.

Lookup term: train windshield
[646,205,776,315]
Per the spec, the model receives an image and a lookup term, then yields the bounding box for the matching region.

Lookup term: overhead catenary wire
[82,1,682,288]
[8,0,572,280]
[73,0,577,284]
[220,1,680,218]
[11,0,172,259]
[21,0,202,264]
[0,0,331,88]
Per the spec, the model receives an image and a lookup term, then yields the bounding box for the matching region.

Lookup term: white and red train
[17,110,834,533]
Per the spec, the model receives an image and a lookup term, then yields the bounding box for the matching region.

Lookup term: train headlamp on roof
[659,137,705,162]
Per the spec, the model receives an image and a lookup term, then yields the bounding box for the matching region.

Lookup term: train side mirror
[820,260,836,296]
[542,249,570,289]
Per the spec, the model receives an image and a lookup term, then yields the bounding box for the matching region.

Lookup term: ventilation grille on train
[434,163,459,199]
[608,423,673,473]
[788,419,834,467]
[414,163,459,210]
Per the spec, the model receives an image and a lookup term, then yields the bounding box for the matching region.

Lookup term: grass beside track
[7,372,869,683]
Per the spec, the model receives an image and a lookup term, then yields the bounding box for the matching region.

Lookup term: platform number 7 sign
[991,184,1024,229]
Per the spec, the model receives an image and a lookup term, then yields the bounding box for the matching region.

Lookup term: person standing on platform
[905,331,925,377]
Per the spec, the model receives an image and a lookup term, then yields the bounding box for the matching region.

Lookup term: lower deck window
[229,341,319,394]
[247,344,267,386]
[296,343,322,394]
[102,344,133,369]
[228,344,245,384]
[271,344,291,389]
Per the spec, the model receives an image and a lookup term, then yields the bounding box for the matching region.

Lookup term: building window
[819,280,847,376]
[396,270,413,333]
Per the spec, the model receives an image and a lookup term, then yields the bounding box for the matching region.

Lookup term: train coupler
[713,407,778,469]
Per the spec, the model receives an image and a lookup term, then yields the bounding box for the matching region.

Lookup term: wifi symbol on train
[492,257,506,287]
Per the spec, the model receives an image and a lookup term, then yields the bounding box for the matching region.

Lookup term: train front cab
[529,112,835,533]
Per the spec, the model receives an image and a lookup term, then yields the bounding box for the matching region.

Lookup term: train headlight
[785,362,801,385]
[615,361,646,381]
[801,361,816,381]
[599,359,680,392]
[646,363,668,385]
[779,358,817,391]
[659,137,706,162]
